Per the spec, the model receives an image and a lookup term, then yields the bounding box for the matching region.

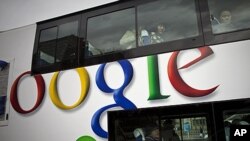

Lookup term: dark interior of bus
[108,98,250,141]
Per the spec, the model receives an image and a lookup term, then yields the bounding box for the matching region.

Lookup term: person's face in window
[220,11,232,24]
[150,128,160,140]
[157,24,166,34]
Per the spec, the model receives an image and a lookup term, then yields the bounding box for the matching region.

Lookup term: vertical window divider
[54,26,59,64]
[79,14,88,66]
[135,6,139,48]
[196,0,206,45]
[77,15,83,67]
[198,0,213,45]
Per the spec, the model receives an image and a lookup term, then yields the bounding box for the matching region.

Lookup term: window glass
[223,110,250,141]
[161,117,209,141]
[114,116,159,141]
[58,21,78,38]
[86,8,135,57]
[137,0,199,46]
[56,21,79,62]
[37,27,57,66]
[35,21,79,67]
[208,0,250,34]
[161,119,181,141]
[39,27,57,42]
[181,117,209,141]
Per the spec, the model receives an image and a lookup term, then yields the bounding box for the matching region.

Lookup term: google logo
[9,46,219,140]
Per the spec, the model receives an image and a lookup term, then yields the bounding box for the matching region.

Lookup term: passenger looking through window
[145,127,160,141]
[138,0,199,46]
[212,10,236,33]
[139,23,167,46]
[220,10,232,24]
[151,24,166,44]
[161,119,180,141]
[209,0,250,34]
[86,8,135,57]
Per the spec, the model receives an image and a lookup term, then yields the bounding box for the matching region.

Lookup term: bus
[1,0,250,141]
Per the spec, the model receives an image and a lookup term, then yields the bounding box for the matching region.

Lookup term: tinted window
[223,110,250,141]
[161,117,209,141]
[56,21,79,62]
[161,118,181,141]
[86,8,136,57]
[37,27,57,66]
[208,0,250,34]
[137,0,199,46]
[113,116,159,141]
[181,117,208,141]
[35,21,79,67]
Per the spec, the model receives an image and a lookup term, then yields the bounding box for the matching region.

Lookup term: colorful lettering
[49,68,90,110]
[168,47,219,97]
[92,60,137,138]
[10,71,45,114]
[147,55,170,100]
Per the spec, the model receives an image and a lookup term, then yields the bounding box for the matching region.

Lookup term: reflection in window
[37,27,57,66]
[35,21,79,67]
[223,110,250,141]
[113,116,159,141]
[208,0,250,34]
[181,117,208,141]
[112,115,210,141]
[56,21,78,62]
[86,8,135,57]
[137,0,199,46]
[161,117,209,141]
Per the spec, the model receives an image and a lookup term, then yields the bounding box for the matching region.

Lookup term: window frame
[213,98,250,141]
[199,0,250,45]
[31,0,250,74]
[79,0,137,66]
[79,0,204,67]
[32,13,82,74]
[107,102,216,141]
[108,98,250,141]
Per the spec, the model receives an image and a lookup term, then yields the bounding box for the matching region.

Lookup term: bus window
[35,21,79,67]
[208,0,250,34]
[86,8,135,57]
[161,117,209,141]
[56,21,78,63]
[137,0,199,46]
[161,119,181,141]
[223,110,250,141]
[112,115,159,141]
[36,27,57,66]
[181,117,209,141]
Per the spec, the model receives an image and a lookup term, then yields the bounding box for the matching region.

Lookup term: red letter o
[10,71,45,114]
